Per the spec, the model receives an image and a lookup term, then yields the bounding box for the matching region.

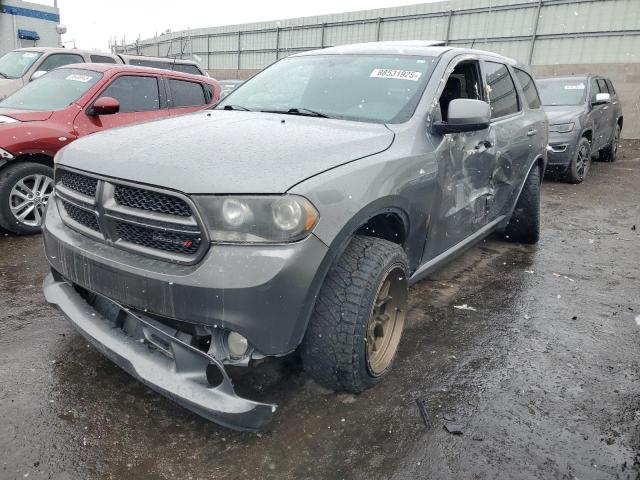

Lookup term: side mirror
[592,92,611,105]
[432,98,491,135]
[31,71,47,81]
[89,96,120,116]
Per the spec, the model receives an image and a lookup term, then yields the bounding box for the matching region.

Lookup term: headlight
[0,147,14,159]
[194,195,319,243]
[0,115,18,124]
[549,122,574,133]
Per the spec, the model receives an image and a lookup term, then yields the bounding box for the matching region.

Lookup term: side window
[605,79,616,95]
[172,64,203,76]
[168,79,207,107]
[597,79,609,94]
[90,55,118,64]
[37,53,84,73]
[99,75,160,113]
[514,68,541,109]
[484,62,520,118]
[590,78,601,101]
[438,61,483,121]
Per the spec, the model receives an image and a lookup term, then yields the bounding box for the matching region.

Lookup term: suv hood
[0,107,53,122]
[56,110,395,194]
[544,105,585,125]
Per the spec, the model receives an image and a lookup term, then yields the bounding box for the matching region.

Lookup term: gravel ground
[1,141,639,480]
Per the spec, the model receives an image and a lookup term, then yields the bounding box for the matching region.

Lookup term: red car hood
[0,108,53,122]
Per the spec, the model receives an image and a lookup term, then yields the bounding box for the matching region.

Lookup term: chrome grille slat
[55,169,207,264]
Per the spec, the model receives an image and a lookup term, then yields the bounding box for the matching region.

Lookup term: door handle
[474,140,492,149]
[527,129,537,136]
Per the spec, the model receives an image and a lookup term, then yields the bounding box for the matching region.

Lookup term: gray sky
[33,0,445,51]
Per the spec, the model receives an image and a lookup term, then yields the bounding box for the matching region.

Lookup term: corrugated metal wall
[113,0,640,71]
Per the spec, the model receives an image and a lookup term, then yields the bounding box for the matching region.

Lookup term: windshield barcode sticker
[66,74,93,83]
[370,69,422,81]
[564,83,585,90]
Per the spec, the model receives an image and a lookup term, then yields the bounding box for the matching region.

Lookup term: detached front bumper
[43,272,275,431]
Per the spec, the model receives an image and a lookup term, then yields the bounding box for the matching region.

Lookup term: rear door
[165,77,210,116]
[73,74,169,136]
[481,60,532,220]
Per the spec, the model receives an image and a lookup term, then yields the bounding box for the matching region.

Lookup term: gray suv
[538,75,623,183]
[42,41,547,430]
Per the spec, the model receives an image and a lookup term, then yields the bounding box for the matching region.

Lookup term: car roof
[118,54,199,66]
[14,47,116,56]
[292,40,519,66]
[57,63,217,83]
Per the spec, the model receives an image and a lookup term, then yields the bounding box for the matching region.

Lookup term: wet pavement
[1,141,639,480]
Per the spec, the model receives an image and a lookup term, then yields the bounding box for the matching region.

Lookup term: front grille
[60,171,98,198]
[116,223,201,255]
[114,185,192,217]
[62,200,100,232]
[55,168,205,263]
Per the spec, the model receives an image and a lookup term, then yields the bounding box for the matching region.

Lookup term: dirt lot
[1,142,639,480]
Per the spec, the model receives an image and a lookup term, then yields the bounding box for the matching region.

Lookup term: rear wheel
[600,124,620,162]
[301,235,409,393]
[505,164,540,244]
[0,162,53,234]
[565,137,591,184]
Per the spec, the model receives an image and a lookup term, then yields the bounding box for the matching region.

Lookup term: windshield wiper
[0,72,9,79]
[223,104,252,111]
[262,107,332,119]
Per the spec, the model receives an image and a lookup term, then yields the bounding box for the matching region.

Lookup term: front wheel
[301,235,409,393]
[0,162,54,234]
[600,124,620,162]
[565,137,591,184]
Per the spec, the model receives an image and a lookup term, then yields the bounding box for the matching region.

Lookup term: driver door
[74,74,169,136]
[422,58,496,260]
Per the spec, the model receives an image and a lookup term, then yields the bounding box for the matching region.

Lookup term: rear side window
[37,53,84,73]
[168,79,207,107]
[90,55,118,64]
[484,62,519,118]
[99,75,160,112]
[172,64,202,76]
[514,68,541,109]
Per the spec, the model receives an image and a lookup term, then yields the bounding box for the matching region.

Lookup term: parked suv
[0,64,220,234]
[0,48,208,100]
[537,75,623,183]
[43,41,547,430]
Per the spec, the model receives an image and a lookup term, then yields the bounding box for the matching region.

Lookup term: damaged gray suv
[43,41,547,430]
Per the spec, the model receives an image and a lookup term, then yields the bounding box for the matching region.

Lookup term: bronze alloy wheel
[366,265,408,376]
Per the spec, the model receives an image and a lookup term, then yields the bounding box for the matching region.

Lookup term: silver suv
[42,41,547,430]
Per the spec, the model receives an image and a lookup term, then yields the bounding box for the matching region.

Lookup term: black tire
[565,137,591,184]
[0,162,53,235]
[301,235,409,393]
[505,164,540,244]
[600,124,620,163]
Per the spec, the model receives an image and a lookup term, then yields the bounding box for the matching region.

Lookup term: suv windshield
[0,51,43,79]
[216,54,437,123]
[0,68,102,111]
[537,78,587,106]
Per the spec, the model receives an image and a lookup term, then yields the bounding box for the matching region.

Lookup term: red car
[0,63,220,234]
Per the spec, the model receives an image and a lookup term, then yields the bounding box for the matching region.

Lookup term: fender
[290,198,413,350]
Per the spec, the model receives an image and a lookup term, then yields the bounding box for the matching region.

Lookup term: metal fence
[112,0,640,71]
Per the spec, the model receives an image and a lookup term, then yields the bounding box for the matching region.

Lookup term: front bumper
[43,195,330,355]
[546,130,579,168]
[43,272,275,430]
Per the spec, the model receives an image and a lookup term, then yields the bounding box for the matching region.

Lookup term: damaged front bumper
[43,272,276,431]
